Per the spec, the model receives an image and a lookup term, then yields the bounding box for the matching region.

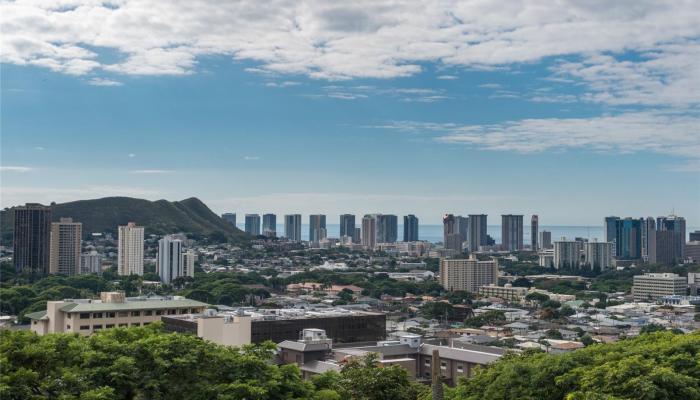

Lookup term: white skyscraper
[158,235,184,284]
[182,250,196,278]
[118,222,144,276]
[584,240,613,271]
[439,255,498,292]
[553,238,582,270]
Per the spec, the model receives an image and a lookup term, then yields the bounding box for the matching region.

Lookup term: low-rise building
[632,273,687,301]
[478,284,528,301]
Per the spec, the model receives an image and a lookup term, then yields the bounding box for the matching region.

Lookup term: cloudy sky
[1,0,699,225]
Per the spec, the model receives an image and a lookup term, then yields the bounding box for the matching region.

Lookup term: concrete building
[539,230,552,249]
[641,217,655,262]
[309,214,327,243]
[444,234,463,254]
[284,214,302,242]
[632,273,687,301]
[26,292,207,336]
[455,216,469,243]
[583,240,613,270]
[403,215,419,242]
[182,250,196,278]
[478,284,528,301]
[262,213,277,237]
[221,213,236,227]
[686,242,700,264]
[690,231,700,241]
[467,214,487,252]
[118,222,144,276]
[80,251,102,275]
[649,229,683,265]
[439,255,498,292]
[377,214,398,243]
[538,248,554,268]
[157,235,184,284]
[656,215,686,258]
[553,238,583,270]
[531,215,539,250]
[13,203,52,276]
[339,214,356,241]
[245,214,261,236]
[49,217,82,276]
[501,214,523,251]
[362,215,377,249]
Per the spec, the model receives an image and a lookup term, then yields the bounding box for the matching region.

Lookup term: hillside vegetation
[0,197,246,243]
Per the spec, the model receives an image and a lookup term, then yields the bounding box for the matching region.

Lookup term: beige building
[26,291,207,336]
[632,273,687,301]
[118,222,144,276]
[439,255,498,292]
[49,218,82,275]
[478,284,528,301]
[182,250,196,278]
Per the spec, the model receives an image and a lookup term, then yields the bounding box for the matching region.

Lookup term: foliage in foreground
[446,331,700,400]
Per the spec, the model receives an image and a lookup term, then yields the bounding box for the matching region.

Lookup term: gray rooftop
[56,298,208,313]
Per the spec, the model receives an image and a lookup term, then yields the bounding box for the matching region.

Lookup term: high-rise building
[501,214,523,251]
[442,214,462,253]
[604,216,619,254]
[649,229,684,265]
[656,215,686,260]
[553,238,583,270]
[439,255,498,292]
[221,213,236,227]
[13,203,52,276]
[309,215,327,243]
[118,222,144,276]
[539,230,552,249]
[284,214,302,242]
[362,215,377,249]
[262,214,277,237]
[690,231,700,242]
[378,214,398,243]
[531,215,539,250]
[182,251,196,278]
[455,216,469,243]
[80,251,102,275]
[354,227,362,244]
[641,217,656,262]
[443,214,455,243]
[467,214,487,252]
[584,240,613,270]
[609,218,642,260]
[158,235,184,284]
[403,215,419,242]
[49,218,82,276]
[245,214,261,236]
[340,214,356,240]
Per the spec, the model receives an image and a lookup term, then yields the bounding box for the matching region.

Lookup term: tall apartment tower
[539,230,552,249]
[403,215,419,242]
[244,214,261,236]
[80,251,102,275]
[157,235,184,284]
[455,216,469,243]
[353,227,362,244]
[439,255,498,292]
[531,215,539,250]
[584,240,613,270]
[339,214,356,240]
[309,214,327,243]
[13,203,52,276]
[182,251,196,278]
[262,213,277,237]
[501,214,524,251]
[553,238,583,270]
[118,222,144,276]
[377,214,398,243]
[49,218,82,276]
[221,213,236,227]
[641,217,656,261]
[362,215,377,249]
[467,214,488,252]
[284,214,302,242]
[443,214,462,253]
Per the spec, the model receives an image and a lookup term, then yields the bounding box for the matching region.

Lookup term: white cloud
[265,80,301,88]
[33,146,45,151]
[437,75,457,80]
[128,153,136,158]
[243,156,260,160]
[375,110,700,162]
[129,169,174,174]
[0,166,35,172]
[88,77,123,86]
[1,0,698,107]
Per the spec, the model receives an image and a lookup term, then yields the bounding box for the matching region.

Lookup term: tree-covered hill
[0,196,247,244]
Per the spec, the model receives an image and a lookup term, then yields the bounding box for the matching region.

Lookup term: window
[80,313,90,319]
[168,309,177,315]
[143,322,150,326]
[80,325,90,330]
[118,311,128,317]
[155,310,164,316]
[33,321,37,325]
[457,365,464,373]
[179,309,187,314]
[131,311,141,317]
[424,359,430,365]
[144,310,153,316]
[441,362,446,370]
[66,325,71,330]
[118,323,128,327]
[131,322,140,327]
[106,312,116,318]
[67,313,72,319]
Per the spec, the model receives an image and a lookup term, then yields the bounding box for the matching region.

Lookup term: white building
[118,222,144,276]
[553,238,582,269]
[158,235,184,284]
[584,240,613,270]
[632,273,687,301]
[80,250,102,274]
[439,255,498,292]
[182,250,196,278]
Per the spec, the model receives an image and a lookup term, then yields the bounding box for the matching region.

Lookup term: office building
[284,214,302,242]
[13,203,52,276]
[656,215,686,260]
[262,213,277,237]
[632,273,686,301]
[309,214,326,243]
[157,235,184,284]
[467,214,487,252]
[455,216,469,242]
[686,242,700,264]
[118,222,144,276]
[607,217,643,260]
[182,251,196,278]
[80,251,102,275]
[648,229,683,265]
[221,213,236,227]
[531,215,539,250]
[403,214,419,242]
[353,227,361,244]
[439,255,498,292]
[245,214,261,236]
[539,230,552,249]
[27,292,207,336]
[583,240,613,270]
[442,214,462,253]
[444,234,463,254]
[443,214,455,243]
[339,214,356,240]
[604,216,619,255]
[501,214,523,251]
[49,218,82,276]
[377,214,398,243]
[641,217,655,261]
[690,231,700,242]
[362,215,377,249]
[553,238,583,270]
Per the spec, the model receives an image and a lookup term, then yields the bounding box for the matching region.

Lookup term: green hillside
[0,197,247,244]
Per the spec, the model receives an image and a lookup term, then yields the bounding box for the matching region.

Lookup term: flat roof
[57,299,208,313]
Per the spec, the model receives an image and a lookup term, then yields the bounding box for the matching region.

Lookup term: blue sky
[1,1,699,225]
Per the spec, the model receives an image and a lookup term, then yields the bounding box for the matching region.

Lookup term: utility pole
[431,349,444,400]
